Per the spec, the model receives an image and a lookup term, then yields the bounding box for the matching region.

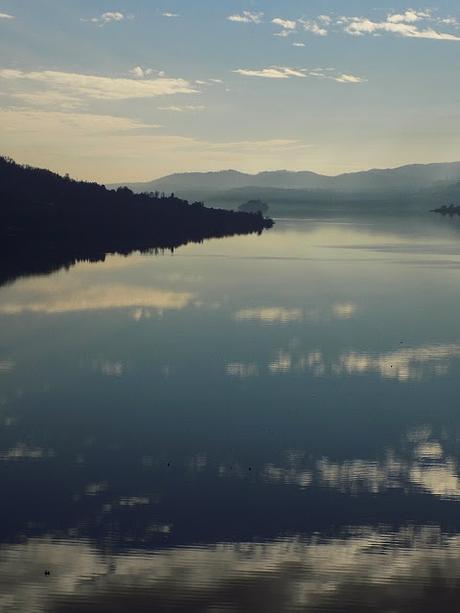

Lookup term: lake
[2,213,460,611]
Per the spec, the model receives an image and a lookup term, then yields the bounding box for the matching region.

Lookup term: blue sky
[1,1,460,181]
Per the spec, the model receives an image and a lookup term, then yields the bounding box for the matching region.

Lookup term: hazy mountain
[109,161,460,197]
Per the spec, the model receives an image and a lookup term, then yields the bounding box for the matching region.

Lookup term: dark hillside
[0,157,273,285]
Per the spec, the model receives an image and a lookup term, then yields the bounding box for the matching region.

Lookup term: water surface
[2,214,460,611]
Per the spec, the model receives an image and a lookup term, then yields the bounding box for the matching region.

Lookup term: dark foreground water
[2,214,460,611]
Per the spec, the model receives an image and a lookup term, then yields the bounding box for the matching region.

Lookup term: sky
[1,0,460,182]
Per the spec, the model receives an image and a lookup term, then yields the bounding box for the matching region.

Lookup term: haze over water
[2,214,460,611]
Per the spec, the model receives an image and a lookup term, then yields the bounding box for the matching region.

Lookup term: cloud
[0,68,198,101]
[0,12,13,19]
[273,29,294,38]
[130,66,149,78]
[234,66,307,79]
[272,18,297,38]
[334,73,367,84]
[292,42,306,47]
[162,12,179,18]
[272,17,296,30]
[227,11,263,24]
[157,105,206,112]
[341,14,460,41]
[387,10,431,24]
[130,66,165,79]
[5,90,83,109]
[84,11,130,25]
[300,19,328,36]
[234,66,366,84]
[0,107,311,181]
[439,17,459,26]
[0,109,159,134]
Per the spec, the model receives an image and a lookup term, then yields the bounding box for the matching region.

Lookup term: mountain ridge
[108,161,460,195]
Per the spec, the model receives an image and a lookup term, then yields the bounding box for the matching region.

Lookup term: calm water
[3,215,460,611]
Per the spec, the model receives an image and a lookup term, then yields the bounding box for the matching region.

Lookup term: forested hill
[0,156,273,286]
[0,157,272,241]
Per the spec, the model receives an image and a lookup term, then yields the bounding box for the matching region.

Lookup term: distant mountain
[109,162,460,197]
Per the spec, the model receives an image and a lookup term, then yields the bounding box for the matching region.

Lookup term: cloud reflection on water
[227,343,460,382]
[0,284,194,315]
[260,430,460,500]
[234,302,359,324]
[4,527,460,612]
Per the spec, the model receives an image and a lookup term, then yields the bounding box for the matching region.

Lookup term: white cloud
[6,90,83,109]
[205,139,309,153]
[387,10,431,24]
[300,19,328,36]
[85,11,130,25]
[439,17,459,26]
[157,105,206,112]
[129,66,165,79]
[162,12,179,18]
[341,14,460,41]
[130,66,150,79]
[0,106,312,181]
[272,17,297,38]
[273,29,294,38]
[0,68,198,101]
[227,11,263,24]
[292,42,306,47]
[0,108,159,134]
[272,17,297,30]
[234,66,307,79]
[0,12,14,19]
[234,66,366,84]
[334,73,367,84]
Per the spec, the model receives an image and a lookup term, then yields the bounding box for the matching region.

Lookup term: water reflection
[226,343,460,381]
[234,303,359,324]
[5,527,460,612]
[2,217,460,609]
[0,280,194,315]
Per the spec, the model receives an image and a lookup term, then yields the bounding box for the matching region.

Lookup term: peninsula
[0,157,273,285]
